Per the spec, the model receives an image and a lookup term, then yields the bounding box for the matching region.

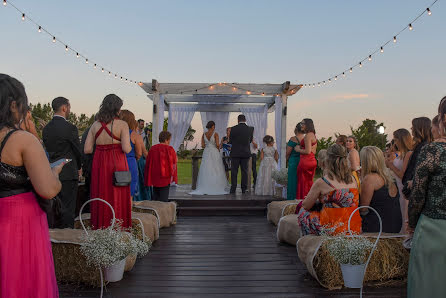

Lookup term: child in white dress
[255,135,279,196]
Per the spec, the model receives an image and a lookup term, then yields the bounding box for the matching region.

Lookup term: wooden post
[247,156,252,191]
[191,157,200,190]
[280,94,287,169]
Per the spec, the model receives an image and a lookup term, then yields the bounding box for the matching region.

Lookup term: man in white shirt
[250,138,259,189]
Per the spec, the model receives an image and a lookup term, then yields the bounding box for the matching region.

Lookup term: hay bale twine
[50,229,102,287]
[297,234,409,290]
[132,201,177,228]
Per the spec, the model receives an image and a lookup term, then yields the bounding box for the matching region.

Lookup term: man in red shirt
[144,131,177,201]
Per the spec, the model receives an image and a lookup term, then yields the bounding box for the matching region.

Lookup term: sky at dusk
[2,0,445,145]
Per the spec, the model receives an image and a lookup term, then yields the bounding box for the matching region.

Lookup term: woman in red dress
[295,118,317,200]
[84,94,132,229]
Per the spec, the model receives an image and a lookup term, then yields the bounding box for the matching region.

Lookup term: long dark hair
[206,121,215,129]
[0,74,28,130]
[294,123,304,135]
[412,117,432,147]
[97,94,123,123]
[439,96,446,134]
[302,118,315,134]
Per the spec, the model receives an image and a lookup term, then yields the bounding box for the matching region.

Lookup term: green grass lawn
[177,159,260,185]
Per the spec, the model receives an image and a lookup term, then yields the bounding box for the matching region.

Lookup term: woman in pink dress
[295,118,317,200]
[0,74,62,298]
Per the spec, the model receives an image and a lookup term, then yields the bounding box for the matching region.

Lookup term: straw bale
[267,200,298,225]
[297,234,409,290]
[125,254,137,272]
[277,214,301,245]
[50,229,102,287]
[132,201,177,228]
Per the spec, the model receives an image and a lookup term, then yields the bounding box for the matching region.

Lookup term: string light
[3,0,6,6]
[21,13,24,20]
[101,68,104,73]
[349,68,353,73]
[368,55,372,61]
[65,45,68,51]
[76,52,79,58]
[380,47,384,53]
[334,76,337,80]
[342,72,346,77]
[409,23,413,30]
[85,59,88,64]
[393,36,397,43]
[94,63,97,69]
[52,36,56,43]
[427,8,432,15]
[38,25,41,32]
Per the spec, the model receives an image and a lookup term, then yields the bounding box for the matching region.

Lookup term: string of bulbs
[2,0,142,86]
[301,0,439,89]
[2,0,440,91]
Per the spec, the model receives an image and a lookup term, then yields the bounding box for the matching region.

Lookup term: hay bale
[267,200,298,225]
[132,201,177,228]
[125,254,137,272]
[297,234,409,290]
[74,212,159,242]
[50,229,102,287]
[277,214,301,245]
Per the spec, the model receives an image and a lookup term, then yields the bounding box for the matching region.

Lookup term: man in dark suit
[229,114,254,194]
[43,97,82,228]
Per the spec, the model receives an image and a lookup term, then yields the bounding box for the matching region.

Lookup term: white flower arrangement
[272,168,288,185]
[80,221,151,268]
[324,233,374,265]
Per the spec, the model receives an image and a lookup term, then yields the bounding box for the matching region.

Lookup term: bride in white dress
[189,121,229,195]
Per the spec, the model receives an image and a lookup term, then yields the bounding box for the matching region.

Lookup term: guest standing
[43,97,82,228]
[385,129,413,234]
[297,144,361,235]
[145,131,177,202]
[360,146,402,233]
[336,134,347,148]
[250,137,259,189]
[402,117,432,199]
[295,118,317,200]
[286,123,304,200]
[120,110,143,200]
[84,94,132,229]
[346,135,361,187]
[0,74,61,298]
[407,96,446,298]
[255,135,278,196]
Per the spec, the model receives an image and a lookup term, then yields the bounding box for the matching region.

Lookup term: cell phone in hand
[50,158,72,168]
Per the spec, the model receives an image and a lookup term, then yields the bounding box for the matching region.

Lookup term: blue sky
[2,0,445,143]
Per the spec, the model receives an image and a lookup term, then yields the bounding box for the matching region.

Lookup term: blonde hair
[325,144,353,184]
[347,135,359,151]
[360,146,394,187]
[317,149,328,170]
[393,128,413,159]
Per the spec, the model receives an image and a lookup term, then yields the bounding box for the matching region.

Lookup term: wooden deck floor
[59,216,406,297]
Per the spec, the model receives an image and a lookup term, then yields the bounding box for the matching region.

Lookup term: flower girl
[255,135,279,196]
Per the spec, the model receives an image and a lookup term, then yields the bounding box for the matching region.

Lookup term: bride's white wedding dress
[189,132,229,195]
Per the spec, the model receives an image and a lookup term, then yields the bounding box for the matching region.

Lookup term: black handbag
[111,121,131,187]
[36,192,62,228]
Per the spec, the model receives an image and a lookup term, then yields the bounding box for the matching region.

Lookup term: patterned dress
[297,177,361,236]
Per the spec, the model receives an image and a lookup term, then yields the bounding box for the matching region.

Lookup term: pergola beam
[169,103,270,113]
[163,94,275,104]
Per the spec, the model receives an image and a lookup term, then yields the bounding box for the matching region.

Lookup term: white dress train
[189,132,229,195]
[255,146,278,196]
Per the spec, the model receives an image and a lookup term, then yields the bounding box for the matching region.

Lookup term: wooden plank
[164,103,271,113]
[164,94,275,104]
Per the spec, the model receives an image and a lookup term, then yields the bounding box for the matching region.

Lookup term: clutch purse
[113,171,132,187]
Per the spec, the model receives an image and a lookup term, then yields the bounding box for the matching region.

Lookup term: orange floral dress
[297,177,361,235]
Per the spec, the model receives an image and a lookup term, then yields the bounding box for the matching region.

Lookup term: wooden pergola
[139,79,302,169]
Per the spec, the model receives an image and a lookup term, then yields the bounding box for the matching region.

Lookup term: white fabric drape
[167,104,197,152]
[157,94,165,134]
[200,112,230,141]
[274,96,283,168]
[240,105,268,149]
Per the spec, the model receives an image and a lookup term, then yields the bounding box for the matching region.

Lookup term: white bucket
[104,258,126,282]
[340,263,366,288]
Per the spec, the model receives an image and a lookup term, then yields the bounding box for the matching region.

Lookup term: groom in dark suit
[229,114,254,194]
[43,97,82,228]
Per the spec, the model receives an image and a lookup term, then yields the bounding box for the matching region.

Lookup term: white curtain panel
[200,111,230,141]
[239,105,268,149]
[167,104,197,152]
[274,96,283,168]
[158,94,165,134]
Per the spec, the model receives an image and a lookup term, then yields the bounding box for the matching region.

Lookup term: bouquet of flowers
[272,168,288,186]
[80,221,151,267]
[324,233,374,265]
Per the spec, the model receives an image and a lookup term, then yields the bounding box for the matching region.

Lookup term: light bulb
[342,72,346,77]
[38,26,41,33]
[115,74,117,78]
[232,87,237,91]
[94,64,97,69]
[368,55,372,61]
[65,45,68,51]
[3,0,6,6]
[393,36,397,43]
[246,91,251,95]
[102,68,104,73]
[427,8,432,15]
[312,84,315,88]
[85,59,88,64]
[350,68,353,73]
[261,92,265,96]
[380,47,384,53]
[335,76,337,81]
[409,24,413,31]
[328,79,331,83]
[359,62,362,68]
[22,13,25,21]
[109,72,111,76]
[323,81,326,85]
[52,36,56,43]
[209,85,214,90]
[76,53,79,58]
[120,77,123,80]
